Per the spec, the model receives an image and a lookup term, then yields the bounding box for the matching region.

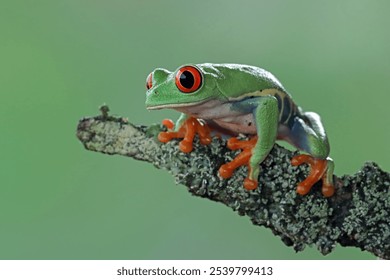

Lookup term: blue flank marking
[290,118,311,153]
[280,97,291,124]
[230,96,265,113]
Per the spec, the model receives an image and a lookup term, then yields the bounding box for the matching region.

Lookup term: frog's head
[145,64,222,110]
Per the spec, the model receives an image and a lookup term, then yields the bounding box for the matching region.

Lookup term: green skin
[146,63,334,186]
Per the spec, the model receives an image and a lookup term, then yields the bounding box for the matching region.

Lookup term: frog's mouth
[146,99,211,110]
[146,98,216,111]
[147,99,228,121]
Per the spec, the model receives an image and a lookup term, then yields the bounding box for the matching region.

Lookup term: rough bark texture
[76,107,390,259]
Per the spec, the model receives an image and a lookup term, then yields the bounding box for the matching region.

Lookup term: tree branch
[76,107,390,259]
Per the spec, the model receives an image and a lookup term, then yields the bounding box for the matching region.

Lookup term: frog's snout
[145,90,160,110]
[146,89,158,96]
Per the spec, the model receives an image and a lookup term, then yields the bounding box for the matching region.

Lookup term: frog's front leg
[219,96,279,190]
[158,113,212,153]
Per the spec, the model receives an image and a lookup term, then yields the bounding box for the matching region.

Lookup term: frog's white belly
[176,99,257,135]
[212,115,257,134]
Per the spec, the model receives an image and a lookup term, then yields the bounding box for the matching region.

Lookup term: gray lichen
[76,109,390,259]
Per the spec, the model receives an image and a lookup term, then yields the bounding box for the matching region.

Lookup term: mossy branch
[76,106,390,259]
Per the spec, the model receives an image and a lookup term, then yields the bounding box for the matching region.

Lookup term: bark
[76,106,390,259]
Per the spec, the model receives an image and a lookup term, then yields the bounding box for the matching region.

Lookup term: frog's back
[196,63,300,127]
[197,63,288,98]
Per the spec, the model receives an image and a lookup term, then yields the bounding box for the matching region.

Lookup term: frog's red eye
[146,73,153,90]
[175,66,202,93]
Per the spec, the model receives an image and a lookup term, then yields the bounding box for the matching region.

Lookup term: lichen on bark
[76,107,390,259]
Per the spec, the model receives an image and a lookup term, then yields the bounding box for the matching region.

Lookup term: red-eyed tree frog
[145,63,335,197]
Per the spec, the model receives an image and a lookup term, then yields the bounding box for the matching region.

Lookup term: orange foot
[291,154,335,197]
[158,117,211,153]
[218,136,258,190]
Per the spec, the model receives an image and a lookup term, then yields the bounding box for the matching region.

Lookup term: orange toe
[195,119,211,145]
[296,183,312,195]
[199,136,212,145]
[321,183,335,197]
[219,164,234,179]
[179,140,193,153]
[226,137,240,150]
[244,178,258,190]
[158,131,181,143]
[162,119,175,130]
[291,154,315,166]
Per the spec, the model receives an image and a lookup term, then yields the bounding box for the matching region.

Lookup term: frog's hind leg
[287,112,335,197]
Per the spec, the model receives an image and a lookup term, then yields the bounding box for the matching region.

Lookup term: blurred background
[0,0,389,259]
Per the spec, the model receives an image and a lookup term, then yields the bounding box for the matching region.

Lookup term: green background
[1,0,389,260]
